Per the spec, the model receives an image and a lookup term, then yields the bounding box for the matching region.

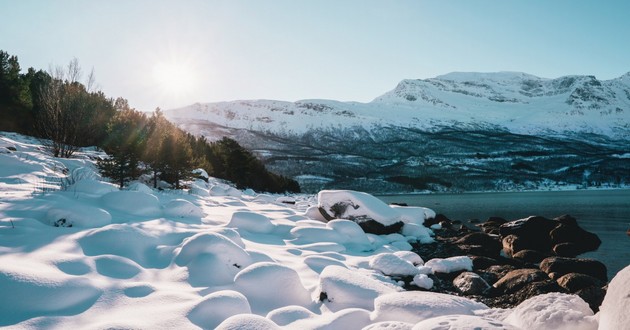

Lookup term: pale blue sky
[1,0,629,111]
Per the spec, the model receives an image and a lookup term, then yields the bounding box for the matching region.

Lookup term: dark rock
[453,272,491,295]
[389,202,408,207]
[478,265,517,285]
[576,286,606,313]
[486,217,507,225]
[357,219,404,235]
[539,257,608,282]
[424,214,451,228]
[469,219,481,224]
[501,234,529,257]
[7,146,17,151]
[554,214,578,226]
[552,242,583,257]
[512,249,548,264]
[454,232,502,257]
[470,256,500,270]
[556,273,604,293]
[550,223,601,255]
[493,268,549,294]
[499,216,558,251]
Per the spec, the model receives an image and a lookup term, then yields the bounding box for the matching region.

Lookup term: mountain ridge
[165,72,630,193]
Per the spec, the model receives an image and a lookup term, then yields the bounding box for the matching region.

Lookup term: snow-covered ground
[1,131,628,329]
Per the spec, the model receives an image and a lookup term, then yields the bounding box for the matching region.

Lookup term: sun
[152,61,197,97]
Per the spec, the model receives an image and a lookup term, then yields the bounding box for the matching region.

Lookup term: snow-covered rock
[317,190,402,226]
[162,199,204,218]
[596,265,630,330]
[45,203,112,228]
[227,211,275,234]
[215,314,280,330]
[371,291,488,323]
[188,290,251,329]
[504,292,597,330]
[100,191,161,217]
[67,179,118,197]
[425,256,473,274]
[369,253,420,276]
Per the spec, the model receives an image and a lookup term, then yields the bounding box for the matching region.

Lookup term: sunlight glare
[152,61,197,97]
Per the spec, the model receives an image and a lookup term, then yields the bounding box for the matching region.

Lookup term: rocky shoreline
[397,214,607,312]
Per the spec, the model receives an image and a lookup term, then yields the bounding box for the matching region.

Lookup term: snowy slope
[166,72,630,139]
[2,131,625,329]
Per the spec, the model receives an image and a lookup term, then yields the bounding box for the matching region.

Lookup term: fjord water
[378,190,630,279]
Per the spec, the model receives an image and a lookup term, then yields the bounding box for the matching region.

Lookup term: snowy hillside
[165,72,630,193]
[167,72,630,138]
[2,131,628,329]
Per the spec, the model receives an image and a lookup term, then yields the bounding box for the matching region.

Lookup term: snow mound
[390,205,436,225]
[266,305,316,326]
[290,226,346,244]
[188,290,251,329]
[94,255,142,279]
[304,255,348,273]
[369,253,420,276]
[80,224,161,268]
[0,265,102,326]
[45,203,112,228]
[66,179,118,197]
[125,181,153,193]
[304,205,327,222]
[162,199,204,218]
[362,321,414,330]
[234,262,312,314]
[412,274,434,289]
[393,251,424,266]
[599,265,630,330]
[174,232,252,286]
[327,219,373,249]
[504,292,596,330]
[412,314,519,330]
[371,291,488,324]
[318,265,400,311]
[227,211,275,234]
[401,223,434,243]
[215,314,280,330]
[425,256,473,273]
[290,308,372,329]
[100,191,161,217]
[318,190,402,226]
[209,183,242,197]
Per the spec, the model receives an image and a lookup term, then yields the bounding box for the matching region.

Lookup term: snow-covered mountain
[165,72,630,192]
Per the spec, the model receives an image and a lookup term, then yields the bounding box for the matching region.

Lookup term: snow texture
[504,292,597,330]
[425,256,473,273]
[598,265,630,330]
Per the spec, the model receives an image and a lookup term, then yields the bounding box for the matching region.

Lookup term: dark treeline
[0,50,300,193]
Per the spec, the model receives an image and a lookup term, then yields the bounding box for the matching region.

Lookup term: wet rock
[453,272,491,295]
[357,219,404,235]
[499,216,558,251]
[554,214,578,226]
[493,268,549,294]
[477,264,517,285]
[576,286,606,313]
[512,249,548,264]
[424,214,451,228]
[549,223,601,256]
[501,234,529,257]
[556,273,604,293]
[470,256,500,270]
[552,242,584,257]
[539,257,607,282]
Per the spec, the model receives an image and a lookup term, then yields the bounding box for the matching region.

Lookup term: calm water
[378,190,630,279]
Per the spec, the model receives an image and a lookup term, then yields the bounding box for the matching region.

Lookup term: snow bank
[266,305,316,326]
[371,291,488,324]
[599,265,630,330]
[412,274,434,289]
[288,308,372,330]
[174,232,252,286]
[504,292,596,330]
[290,226,346,244]
[318,265,400,311]
[80,224,161,268]
[412,314,519,330]
[162,198,204,218]
[401,223,434,244]
[234,262,312,314]
[363,321,414,330]
[126,181,153,193]
[67,179,118,197]
[188,290,251,329]
[215,314,280,330]
[100,191,161,217]
[227,211,275,234]
[425,256,473,274]
[45,203,112,228]
[369,253,420,276]
[0,264,102,326]
[317,190,402,226]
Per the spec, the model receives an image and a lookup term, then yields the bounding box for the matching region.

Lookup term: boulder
[539,257,607,282]
[512,249,548,264]
[470,256,500,270]
[549,223,601,256]
[478,265,516,285]
[501,235,529,257]
[555,273,604,293]
[499,216,558,252]
[357,220,404,235]
[576,286,606,313]
[454,232,502,257]
[453,272,491,295]
[553,214,578,226]
[493,269,549,294]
